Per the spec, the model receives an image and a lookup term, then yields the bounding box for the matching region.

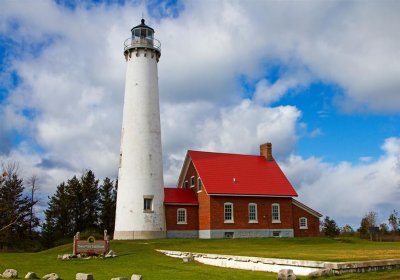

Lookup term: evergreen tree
[80,170,100,230]
[42,182,73,244]
[42,170,103,246]
[321,216,340,237]
[99,177,117,235]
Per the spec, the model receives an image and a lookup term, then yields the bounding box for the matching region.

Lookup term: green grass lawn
[155,236,400,262]
[0,237,399,280]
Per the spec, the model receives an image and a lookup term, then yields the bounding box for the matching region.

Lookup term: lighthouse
[114,19,165,239]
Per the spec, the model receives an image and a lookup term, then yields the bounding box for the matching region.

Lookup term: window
[272,231,281,237]
[197,177,202,192]
[224,202,234,223]
[143,198,153,212]
[224,232,234,238]
[177,208,187,224]
[299,217,308,229]
[248,203,258,223]
[272,203,280,223]
[190,176,195,187]
[184,180,189,188]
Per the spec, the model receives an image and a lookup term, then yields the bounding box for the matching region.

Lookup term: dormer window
[197,177,202,192]
[190,176,195,187]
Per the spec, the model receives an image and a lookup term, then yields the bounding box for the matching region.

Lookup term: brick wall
[208,196,294,230]
[165,204,199,231]
[292,203,320,237]
[181,161,211,230]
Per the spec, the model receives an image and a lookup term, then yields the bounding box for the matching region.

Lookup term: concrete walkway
[157,249,400,276]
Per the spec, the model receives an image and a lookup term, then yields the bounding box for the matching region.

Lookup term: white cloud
[282,137,400,227]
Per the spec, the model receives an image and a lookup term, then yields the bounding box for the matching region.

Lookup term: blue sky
[1,0,400,228]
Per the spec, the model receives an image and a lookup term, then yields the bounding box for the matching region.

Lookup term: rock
[76,273,94,280]
[308,268,333,278]
[42,273,60,280]
[131,275,142,280]
[25,272,39,279]
[111,278,128,280]
[105,250,117,258]
[2,269,18,278]
[182,256,193,262]
[62,254,72,260]
[277,269,296,280]
[182,253,193,262]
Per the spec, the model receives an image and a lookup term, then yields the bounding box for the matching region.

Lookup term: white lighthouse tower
[114,19,165,239]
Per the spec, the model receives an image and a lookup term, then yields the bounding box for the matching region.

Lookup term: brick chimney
[260,142,273,161]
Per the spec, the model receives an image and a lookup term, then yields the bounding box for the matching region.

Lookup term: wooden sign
[74,236,109,255]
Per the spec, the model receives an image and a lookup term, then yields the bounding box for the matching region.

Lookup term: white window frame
[177,208,187,224]
[224,202,234,223]
[197,177,202,192]
[299,217,308,229]
[248,203,258,223]
[272,203,281,223]
[190,176,195,187]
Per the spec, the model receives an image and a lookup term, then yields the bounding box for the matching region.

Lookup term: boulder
[76,273,94,280]
[25,272,39,279]
[62,254,72,260]
[105,250,117,258]
[277,269,296,280]
[182,253,193,262]
[42,273,60,280]
[2,269,18,278]
[131,275,142,280]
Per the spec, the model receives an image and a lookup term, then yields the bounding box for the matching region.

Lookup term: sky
[1,0,400,229]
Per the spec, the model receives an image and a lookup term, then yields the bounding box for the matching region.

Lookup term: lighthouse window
[143,196,153,212]
[134,29,140,37]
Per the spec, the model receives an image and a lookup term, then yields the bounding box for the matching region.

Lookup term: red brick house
[164,143,322,238]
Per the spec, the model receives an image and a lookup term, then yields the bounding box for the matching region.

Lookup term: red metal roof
[164,187,199,204]
[188,150,298,197]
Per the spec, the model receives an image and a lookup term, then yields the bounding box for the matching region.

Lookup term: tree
[99,177,117,235]
[42,182,74,245]
[80,170,100,230]
[321,216,340,237]
[42,170,104,246]
[358,211,378,235]
[379,223,389,234]
[388,210,399,233]
[26,175,40,238]
[340,224,354,235]
[0,163,37,250]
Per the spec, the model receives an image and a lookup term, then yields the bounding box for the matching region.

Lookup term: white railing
[124,37,161,52]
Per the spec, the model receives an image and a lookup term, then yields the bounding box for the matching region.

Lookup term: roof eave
[292,199,323,218]
[208,193,298,197]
